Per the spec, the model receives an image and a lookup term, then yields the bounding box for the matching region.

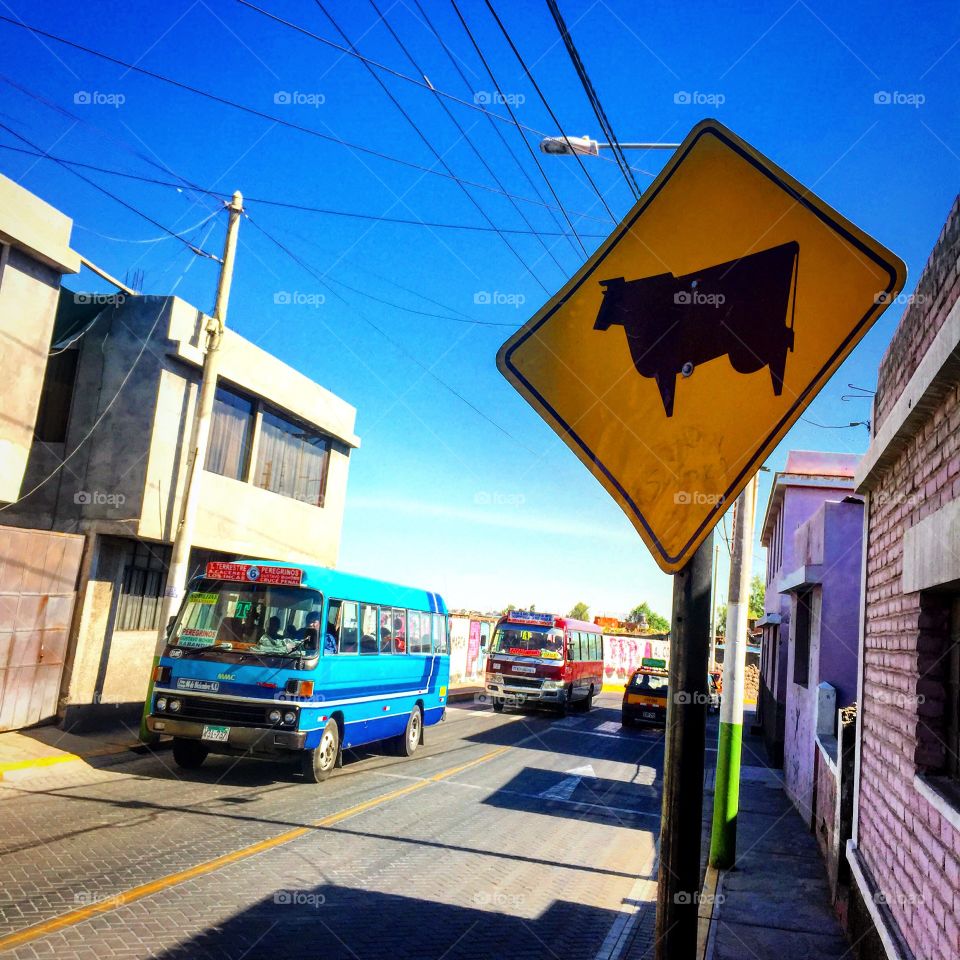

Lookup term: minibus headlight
[542,680,561,690]
[168,699,182,713]
[283,711,297,725]
[156,697,168,712]
[268,709,282,724]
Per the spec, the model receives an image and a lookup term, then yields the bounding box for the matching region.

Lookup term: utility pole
[140,191,243,741]
[709,472,758,868]
[655,538,713,960]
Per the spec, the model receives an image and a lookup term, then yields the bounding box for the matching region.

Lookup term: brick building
[850,196,960,960]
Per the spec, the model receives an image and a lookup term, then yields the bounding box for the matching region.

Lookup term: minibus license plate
[202,725,229,742]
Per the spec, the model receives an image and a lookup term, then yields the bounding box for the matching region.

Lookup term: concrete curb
[446,687,484,703]
[697,864,722,960]
[0,737,171,781]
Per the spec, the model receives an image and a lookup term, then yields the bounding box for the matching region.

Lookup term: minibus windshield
[490,625,564,659]
[169,579,323,658]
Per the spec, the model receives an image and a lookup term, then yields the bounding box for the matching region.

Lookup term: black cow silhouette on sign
[593,241,799,417]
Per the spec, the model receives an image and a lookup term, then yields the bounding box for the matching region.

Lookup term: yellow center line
[0,745,510,953]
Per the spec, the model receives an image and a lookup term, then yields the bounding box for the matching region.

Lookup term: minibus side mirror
[164,616,176,639]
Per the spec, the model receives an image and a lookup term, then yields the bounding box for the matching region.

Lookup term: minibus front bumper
[145,716,308,754]
[484,679,565,704]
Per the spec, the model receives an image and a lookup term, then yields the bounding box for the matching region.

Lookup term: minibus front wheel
[302,719,339,783]
[172,737,208,770]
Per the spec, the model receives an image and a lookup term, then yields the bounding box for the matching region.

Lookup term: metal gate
[0,526,84,730]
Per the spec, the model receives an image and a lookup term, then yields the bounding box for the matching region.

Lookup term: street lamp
[539,134,681,155]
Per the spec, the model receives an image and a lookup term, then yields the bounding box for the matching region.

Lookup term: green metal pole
[709,473,757,868]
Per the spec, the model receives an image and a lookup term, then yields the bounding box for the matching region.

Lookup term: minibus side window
[407,610,423,654]
[432,614,448,655]
[360,603,379,654]
[337,601,359,654]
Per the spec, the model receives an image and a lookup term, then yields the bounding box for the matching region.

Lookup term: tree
[749,575,765,620]
[626,601,670,633]
[716,604,726,636]
[568,602,590,620]
[502,603,516,616]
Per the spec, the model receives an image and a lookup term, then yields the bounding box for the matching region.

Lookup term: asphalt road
[0,692,665,959]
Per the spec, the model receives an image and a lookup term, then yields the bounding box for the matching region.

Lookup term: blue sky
[2,0,957,618]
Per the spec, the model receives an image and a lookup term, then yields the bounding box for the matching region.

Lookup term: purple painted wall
[783,498,863,824]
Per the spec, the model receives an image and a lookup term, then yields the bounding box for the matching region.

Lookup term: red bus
[484,611,604,714]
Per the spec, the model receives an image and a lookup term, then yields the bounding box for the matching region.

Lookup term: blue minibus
[144,561,450,782]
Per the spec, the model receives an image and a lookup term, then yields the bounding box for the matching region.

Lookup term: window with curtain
[117,541,171,631]
[255,408,330,506]
[207,387,253,481]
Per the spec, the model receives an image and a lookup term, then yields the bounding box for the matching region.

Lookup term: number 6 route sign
[497,119,905,574]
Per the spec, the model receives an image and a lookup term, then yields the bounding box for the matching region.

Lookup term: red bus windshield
[490,625,564,659]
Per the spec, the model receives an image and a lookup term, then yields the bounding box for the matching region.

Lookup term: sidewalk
[0,719,151,781]
[698,720,850,959]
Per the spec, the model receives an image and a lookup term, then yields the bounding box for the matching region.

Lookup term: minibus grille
[175,696,272,726]
[504,676,543,689]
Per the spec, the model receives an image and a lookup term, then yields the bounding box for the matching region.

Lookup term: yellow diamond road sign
[497,119,905,574]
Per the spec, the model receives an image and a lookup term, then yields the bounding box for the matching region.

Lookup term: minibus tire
[172,738,208,770]
[580,691,594,712]
[394,704,422,757]
[492,698,505,713]
[302,719,339,783]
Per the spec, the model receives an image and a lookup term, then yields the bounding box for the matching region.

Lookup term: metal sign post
[655,538,713,959]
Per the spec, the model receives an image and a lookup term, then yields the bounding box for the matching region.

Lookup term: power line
[448,0,589,257]
[482,0,617,223]
[409,0,580,265]
[0,120,221,260]
[0,14,609,226]
[315,0,554,294]
[544,0,640,198]
[0,73,224,221]
[369,0,568,279]
[0,142,613,238]
[246,214,538,453]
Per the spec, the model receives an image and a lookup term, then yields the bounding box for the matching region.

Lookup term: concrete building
[778,496,863,825]
[757,450,859,765]
[0,173,80,502]
[848,197,960,960]
[3,293,359,729]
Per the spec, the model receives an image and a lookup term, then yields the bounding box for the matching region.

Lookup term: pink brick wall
[874,196,960,431]
[859,195,960,960]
